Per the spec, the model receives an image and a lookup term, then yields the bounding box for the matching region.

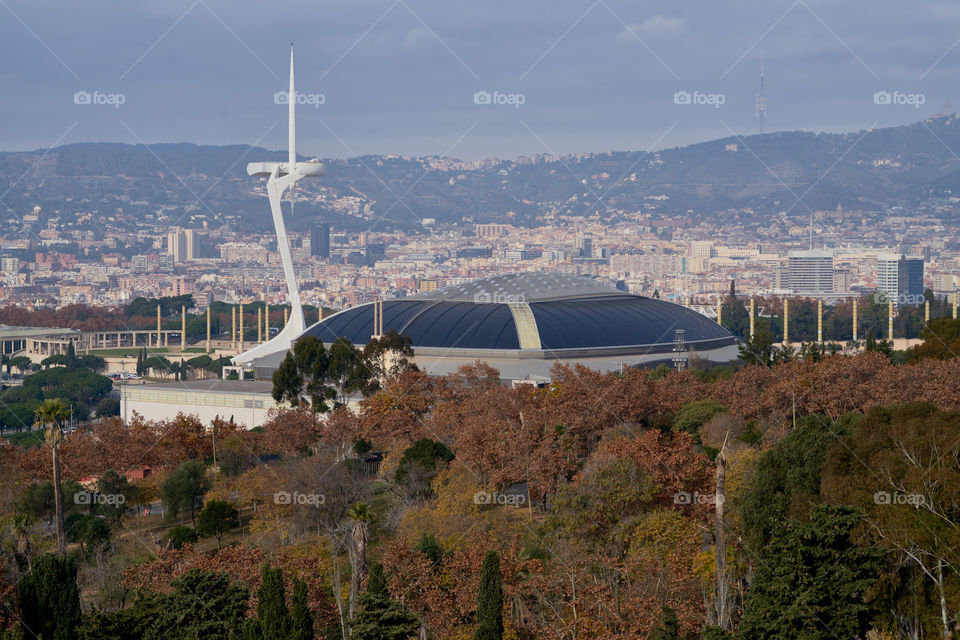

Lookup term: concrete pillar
[257,307,262,344]
[954,291,958,320]
[783,298,789,343]
[157,305,162,347]
[181,305,186,350]
[852,299,858,342]
[925,299,930,324]
[888,300,894,340]
[231,307,236,348]
[749,297,755,340]
[817,299,823,343]
[284,307,288,327]
[717,299,722,327]
[206,307,211,353]
[239,303,245,351]
[265,306,270,341]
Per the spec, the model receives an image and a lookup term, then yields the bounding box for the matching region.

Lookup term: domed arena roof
[303,273,736,356]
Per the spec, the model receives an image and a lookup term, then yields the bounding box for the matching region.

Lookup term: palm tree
[347,502,372,618]
[36,398,69,556]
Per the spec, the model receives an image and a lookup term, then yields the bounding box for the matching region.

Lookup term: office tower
[786,250,834,297]
[576,236,593,259]
[167,227,187,263]
[877,254,924,306]
[311,223,330,258]
[183,229,196,260]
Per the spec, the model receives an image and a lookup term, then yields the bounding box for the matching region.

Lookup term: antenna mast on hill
[756,55,767,134]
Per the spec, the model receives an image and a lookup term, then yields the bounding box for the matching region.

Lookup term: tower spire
[288,43,296,169]
[756,54,767,134]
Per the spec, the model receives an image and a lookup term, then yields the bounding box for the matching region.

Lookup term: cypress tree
[290,577,313,640]
[256,563,291,640]
[18,552,82,640]
[474,550,503,640]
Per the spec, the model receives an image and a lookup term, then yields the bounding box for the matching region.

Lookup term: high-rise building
[167,227,187,263]
[786,250,834,297]
[576,236,593,259]
[311,223,330,258]
[877,254,924,306]
[183,229,196,260]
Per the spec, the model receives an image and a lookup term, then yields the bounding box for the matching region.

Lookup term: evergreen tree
[352,562,420,640]
[290,577,313,640]
[739,505,882,640]
[649,605,680,640]
[474,550,504,640]
[17,552,82,640]
[256,563,291,640]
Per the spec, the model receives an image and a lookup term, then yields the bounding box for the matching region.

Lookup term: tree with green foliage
[195,499,239,550]
[165,525,199,549]
[272,352,305,408]
[160,459,210,525]
[738,324,776,367]
[36,397,69,555]
[672,399,726,435]
[147,569,249,640]
[648,605,680,640]
[739,505,882,640]
[395,438,455,497]
[256,563,291,640]
[290,577,313,640]
[414,532,443,564]
[65,512,110,554]
[351,562,420,640]
[96,469,138,524]
[17,552,82,640]
[474,550,504,640]
[740,413,855,553]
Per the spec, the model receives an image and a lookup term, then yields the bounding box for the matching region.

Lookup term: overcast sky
[3,0,959,159]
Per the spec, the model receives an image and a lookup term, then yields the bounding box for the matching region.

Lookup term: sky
[2,0,960,160]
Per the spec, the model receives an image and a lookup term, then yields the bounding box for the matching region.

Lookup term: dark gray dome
[303,273,736,355]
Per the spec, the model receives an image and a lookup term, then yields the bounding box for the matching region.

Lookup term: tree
[394,438,455,498]
[160,459,210,525]
[738,505,882,640]
[348,502,372,617]
[649,605,680,640]
[195,499,239,550]
[351,562,420,640]
[272,352,304,408]
[290,577,313,640]
[738,324,776,367]
[96,469,138,524]
[36,398,69,555]
[17,552,82,640]
[146,569,249,640]
[165,525,199,549]
[256,563,291,640]
[474,550,504,640]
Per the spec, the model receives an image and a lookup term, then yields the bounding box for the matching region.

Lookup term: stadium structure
[249,272,739,381]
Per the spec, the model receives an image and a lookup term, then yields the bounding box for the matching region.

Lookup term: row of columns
[723,292,960,343]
